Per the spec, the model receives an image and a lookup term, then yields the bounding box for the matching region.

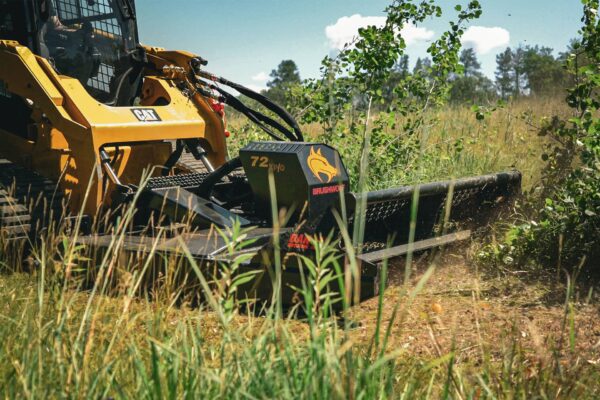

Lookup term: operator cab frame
[0,0,145,106]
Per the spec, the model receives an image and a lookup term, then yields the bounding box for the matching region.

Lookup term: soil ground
[349,247,600,367]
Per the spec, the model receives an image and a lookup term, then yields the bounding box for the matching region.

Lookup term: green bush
[486,0,600,270]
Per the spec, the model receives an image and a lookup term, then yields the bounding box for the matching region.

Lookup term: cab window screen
[55,0,122,37]
[43,0,138,104]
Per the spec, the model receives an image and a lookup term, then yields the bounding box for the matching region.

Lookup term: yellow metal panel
[49,128,69,150]
[0,43,64,107]
[0,44,86,138]
[0,41,230,216]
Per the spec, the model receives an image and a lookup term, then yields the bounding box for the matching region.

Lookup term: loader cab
[0,0,144,106]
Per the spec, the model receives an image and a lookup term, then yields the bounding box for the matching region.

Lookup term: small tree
[450,48,495,103]
[495,47,514,99]
[265,60,302,106]
[296,0,483,191]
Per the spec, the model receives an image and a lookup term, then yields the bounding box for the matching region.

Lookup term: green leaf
[232,272,261,287]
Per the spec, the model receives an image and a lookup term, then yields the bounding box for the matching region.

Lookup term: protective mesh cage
[55,0,122,36]
[54,0,122,94]
[358,171,522,245]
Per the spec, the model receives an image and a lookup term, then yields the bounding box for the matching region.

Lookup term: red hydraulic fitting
[210,101,225,117]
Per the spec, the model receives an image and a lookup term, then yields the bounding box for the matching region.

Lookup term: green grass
[0,98,598,398]
[228,98,569,191]
[0,258,598,398]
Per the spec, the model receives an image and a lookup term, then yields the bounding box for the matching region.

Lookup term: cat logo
[131,108,162,122]
[307,147,339,183]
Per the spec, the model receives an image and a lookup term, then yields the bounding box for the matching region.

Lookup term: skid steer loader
[0,0,521,306]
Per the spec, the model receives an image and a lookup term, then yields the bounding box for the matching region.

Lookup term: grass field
[228,97,570,191]
[1,99,599,398]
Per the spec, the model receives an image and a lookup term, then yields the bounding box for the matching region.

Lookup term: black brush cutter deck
[81,141,521,307]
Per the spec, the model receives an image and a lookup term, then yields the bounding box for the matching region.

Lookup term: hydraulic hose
[190,59,304,142]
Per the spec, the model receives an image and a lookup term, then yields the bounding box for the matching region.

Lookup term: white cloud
[462,26,510,55]
[326,15,385,50]
[400,23,435,46]
[251,71,269,82]
[245,84,266,93]
[325,14,434,50]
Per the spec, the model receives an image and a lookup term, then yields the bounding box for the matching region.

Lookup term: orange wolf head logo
[307,147,339,183]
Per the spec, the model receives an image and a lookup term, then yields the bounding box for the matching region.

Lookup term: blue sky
[137,0,582,90]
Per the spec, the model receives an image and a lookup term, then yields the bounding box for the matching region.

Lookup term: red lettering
[287,233,312,250]
[312,184,345,196]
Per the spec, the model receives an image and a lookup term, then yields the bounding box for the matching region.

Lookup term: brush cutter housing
[83,142,521,307]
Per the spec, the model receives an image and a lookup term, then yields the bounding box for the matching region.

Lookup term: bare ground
[349,248,600,368]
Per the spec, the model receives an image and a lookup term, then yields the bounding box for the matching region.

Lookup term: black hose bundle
[190,58,304,143]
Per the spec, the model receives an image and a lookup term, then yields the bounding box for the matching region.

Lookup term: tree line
[263,41,575,108]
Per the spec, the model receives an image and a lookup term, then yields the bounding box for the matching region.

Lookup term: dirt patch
[349,250,600,366]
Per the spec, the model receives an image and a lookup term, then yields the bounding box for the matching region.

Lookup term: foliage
[381,55,410,105]
[488,0,600,269]
[449,48,496,103]
[228,95,561,193]
[264,59,302,107]
[213,222,263,318]
[286,1,483,192]
[495,45,569,99]
[413,56,432,75]
[523,45,568,97]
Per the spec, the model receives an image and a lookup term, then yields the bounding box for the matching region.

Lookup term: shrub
[488,0,600,270]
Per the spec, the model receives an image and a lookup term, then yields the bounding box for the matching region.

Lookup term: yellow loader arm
[0,40,227,214]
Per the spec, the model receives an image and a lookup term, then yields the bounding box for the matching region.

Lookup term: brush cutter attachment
[78,141,520,308]
[353,170,522,255]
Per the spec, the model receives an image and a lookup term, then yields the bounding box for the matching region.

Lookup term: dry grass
[228,97,571,190]
[0,97,597,398]
[2,242,598,397]
[351,250,600,364]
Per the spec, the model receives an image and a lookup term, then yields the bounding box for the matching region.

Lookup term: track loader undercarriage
[0,0,521,307]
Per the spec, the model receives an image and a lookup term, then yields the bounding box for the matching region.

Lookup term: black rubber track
[0,159,64,239]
